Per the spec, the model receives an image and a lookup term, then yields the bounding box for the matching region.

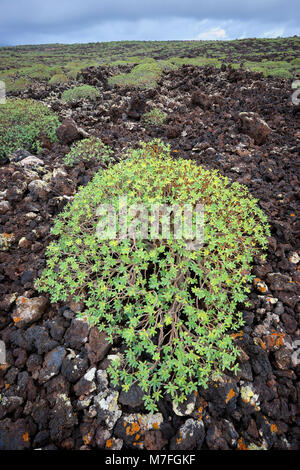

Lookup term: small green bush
[142,108,167,126]
[49,73,69,85]
[18,65,62,81]
[5,78,31,93]
[0,98,60,160]
[61,85,100,103]
[63,137,113,167]
[37,140,270,412]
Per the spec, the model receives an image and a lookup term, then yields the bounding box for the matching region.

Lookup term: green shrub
[291,57,300,67]
[65,61,86,79]
[49,73,69,85]
[0,98,60,160]
[292,80,300,89]
[66,68,82,79]
[63,137,113,167]
[37,139,270,412]
[61,85,100,103]
[157,60,180,71]
[5,78,31,93]
[108,61,162,89]
[142,108,167,126]
[18,65,62,80]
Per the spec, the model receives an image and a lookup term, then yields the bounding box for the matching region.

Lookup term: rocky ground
[0,64,299,450]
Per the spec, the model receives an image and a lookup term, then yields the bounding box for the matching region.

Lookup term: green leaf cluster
[37,139,270,412]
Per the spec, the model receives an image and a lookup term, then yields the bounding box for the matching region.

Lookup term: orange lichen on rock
[253,278,268,293]
[265,330,285,351]
[258,285,267,293]
[3,233,14,239]
[226,388,236,403]
[237,149,250,157]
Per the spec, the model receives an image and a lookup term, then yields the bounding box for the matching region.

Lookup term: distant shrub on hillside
[61,85,100,103]
[0,98,60,159]
[18,65,62,81]
[157,60,180,71]
[37,139,270,413]
[49,73,69,85]
[66,68,82,79]
[64,60,94,80]
[5,78,31,93]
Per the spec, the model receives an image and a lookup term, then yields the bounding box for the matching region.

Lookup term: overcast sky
[0,0,299,45]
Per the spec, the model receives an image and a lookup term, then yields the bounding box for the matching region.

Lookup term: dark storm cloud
[0,0,299,45]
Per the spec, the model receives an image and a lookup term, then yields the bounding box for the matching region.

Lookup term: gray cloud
[0,0,299,45]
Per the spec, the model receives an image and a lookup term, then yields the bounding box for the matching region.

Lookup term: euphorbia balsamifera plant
[0,98,60,160]
[36,139,270,412]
